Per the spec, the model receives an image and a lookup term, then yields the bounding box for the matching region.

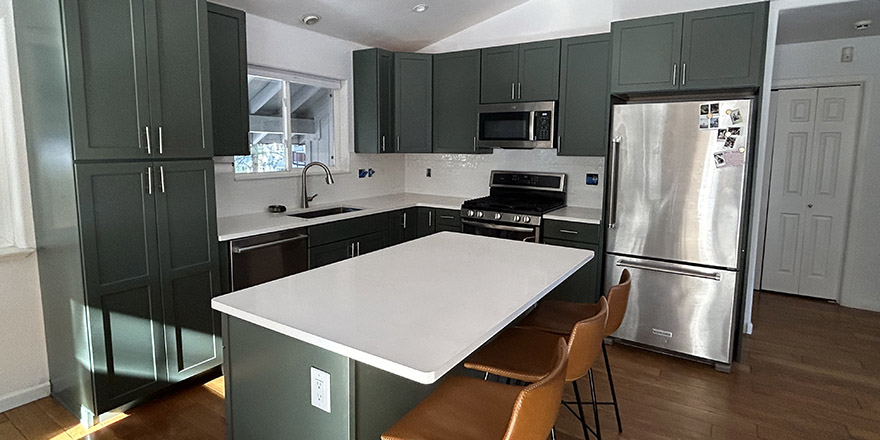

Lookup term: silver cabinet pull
[517,82,522,100]
[146,166,153,195]
[159,166,166,193]
[381,135,386,152]
[672,64,678,86]
[158,126,164,154]
[558,136,562,151]
[682,63,687,86]
[356,241,360,256]
[402,212,407,228]
[511,83,516,100]
[473,136,477,152]
[428,210,433,227]
[616,259,722,281]
[396,136,400,152]
[145,126,152,154]
[607,136,621,229]
[348,242,355,258]
[559,229,579,235]
[232,235,309,253]
[439,215,455,220]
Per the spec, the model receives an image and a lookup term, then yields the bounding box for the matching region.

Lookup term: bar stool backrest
[565,296,608,382]
[604,269,632,337]
[502,337,569,440]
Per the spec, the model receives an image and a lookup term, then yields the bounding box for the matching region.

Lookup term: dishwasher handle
[231,234,309,254]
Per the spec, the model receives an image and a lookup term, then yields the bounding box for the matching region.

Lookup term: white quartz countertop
[544,206,603,225]
[217,193,467,241]
[212,232,594,384]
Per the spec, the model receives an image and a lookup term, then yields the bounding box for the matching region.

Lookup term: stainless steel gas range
[460,171,567,242]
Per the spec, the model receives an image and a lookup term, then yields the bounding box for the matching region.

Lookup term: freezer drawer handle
[616,259,722,281]
[232,235,309,254]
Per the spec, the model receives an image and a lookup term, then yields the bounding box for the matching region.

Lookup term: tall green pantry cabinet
[13,0,221,422]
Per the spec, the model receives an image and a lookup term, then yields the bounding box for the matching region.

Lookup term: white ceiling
[216,0,532,52]
[777,0,880,45]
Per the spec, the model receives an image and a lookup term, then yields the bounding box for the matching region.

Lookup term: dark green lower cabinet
[543,239,601,303]
[387,208,418,245]
[308,232,388,269]
[417,208,435,237]
[417,208,461,236]
[74,161,221,413]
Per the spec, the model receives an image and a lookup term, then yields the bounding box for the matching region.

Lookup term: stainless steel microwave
[477,101,556,149]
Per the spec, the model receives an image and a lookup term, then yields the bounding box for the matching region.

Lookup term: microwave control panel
[534,111,552,141]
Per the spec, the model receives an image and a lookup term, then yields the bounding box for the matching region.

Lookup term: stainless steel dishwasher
[230,229,309,291]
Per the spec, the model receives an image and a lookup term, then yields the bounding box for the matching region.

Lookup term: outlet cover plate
[310,367,331,413]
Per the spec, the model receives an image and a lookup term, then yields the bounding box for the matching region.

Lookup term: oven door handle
[462,219,536,233]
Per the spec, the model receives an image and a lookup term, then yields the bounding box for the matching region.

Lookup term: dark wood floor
[2,291,879,440]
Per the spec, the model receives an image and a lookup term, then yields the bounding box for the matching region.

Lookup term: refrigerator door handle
[616,259,722,281]
[607,136,621,228]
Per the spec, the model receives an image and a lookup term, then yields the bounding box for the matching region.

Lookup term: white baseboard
[0,382,51,413]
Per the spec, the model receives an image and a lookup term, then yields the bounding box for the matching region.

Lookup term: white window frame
[0,2,35,259]
[232,65,351,181]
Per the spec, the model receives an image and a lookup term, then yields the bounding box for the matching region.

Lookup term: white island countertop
[212,232,594,384]
[217,193,468,241]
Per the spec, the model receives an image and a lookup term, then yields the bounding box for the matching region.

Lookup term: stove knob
[466,210,475,217]
[523,216,531,223]
[494,213,502,220]
[513,215,521,222]
[477,211,484,218]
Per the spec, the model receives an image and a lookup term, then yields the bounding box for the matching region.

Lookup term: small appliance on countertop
[460,171,567,242]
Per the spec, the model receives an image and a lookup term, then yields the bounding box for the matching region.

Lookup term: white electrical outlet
[841,46,854,63]
[310,367,331,413]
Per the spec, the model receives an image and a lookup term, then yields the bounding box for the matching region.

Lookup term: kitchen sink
[289,206,362,219]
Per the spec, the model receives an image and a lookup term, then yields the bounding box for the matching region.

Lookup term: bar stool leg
[571,381,592,440]
[602,344,622,433]
[588,369,602,440]
[551,426,557,440]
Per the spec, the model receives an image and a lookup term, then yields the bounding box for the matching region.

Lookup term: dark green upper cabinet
[610,14,682,94]
[480,41,560,103]
[680,2,768,90]
[394,53,432,153]
[147,0,212,159]
[518,40,561,102]
[480,45,519,104]
[558,34,611,157]
[207,3,249,157]
[154,160,221,382]
[354,48,395,153]
[432,50,486,154]
[74,162,167,412]
[63,0,152,161]
[64,0,212,160]
[611,2,767,94]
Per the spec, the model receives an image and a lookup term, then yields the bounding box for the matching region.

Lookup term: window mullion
[282,80,292,172]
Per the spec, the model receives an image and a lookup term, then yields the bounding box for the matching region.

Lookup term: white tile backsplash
[213,154,405,217]
[404,149,605,208]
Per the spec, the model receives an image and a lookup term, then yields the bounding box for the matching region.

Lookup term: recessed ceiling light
[302,14,321,25]
[854,19,872,30]
[412,4,428,13]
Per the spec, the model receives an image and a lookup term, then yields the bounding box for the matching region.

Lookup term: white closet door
[762,89,816,295]
[798,86,861,299]
[762,86,861,300]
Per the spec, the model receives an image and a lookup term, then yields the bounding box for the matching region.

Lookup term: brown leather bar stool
[382,337,570,440]
[464,297,608,440]
[517,270,632,435]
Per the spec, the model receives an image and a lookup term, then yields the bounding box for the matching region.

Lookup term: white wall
[421,0,763,53]
[770,35,880,312]
[213,14,406,218]
[0,0,49,412]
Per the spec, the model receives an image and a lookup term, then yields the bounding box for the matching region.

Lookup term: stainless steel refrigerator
[604,99,753,370]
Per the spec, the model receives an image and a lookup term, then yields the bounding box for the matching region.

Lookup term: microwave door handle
[528,111,536,142]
